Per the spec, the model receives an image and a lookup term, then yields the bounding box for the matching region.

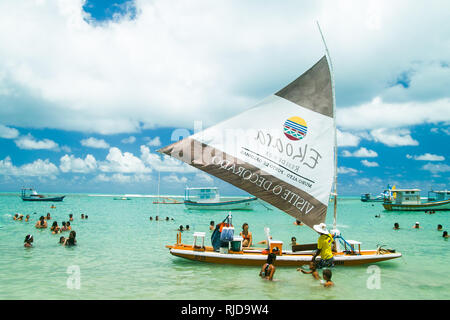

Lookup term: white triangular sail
[159,56,334,229]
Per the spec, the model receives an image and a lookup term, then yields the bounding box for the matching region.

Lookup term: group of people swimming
[393,222,448,237]
[258,222,334,287]
[18,209,85,248]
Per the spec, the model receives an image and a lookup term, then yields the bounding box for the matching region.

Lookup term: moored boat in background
[383,188,450,211]
[21,188,65,202]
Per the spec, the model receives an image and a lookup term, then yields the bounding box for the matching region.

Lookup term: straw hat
[313,223,329,234]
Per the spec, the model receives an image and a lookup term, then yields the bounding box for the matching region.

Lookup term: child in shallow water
[321,269,334,287]
[298,261,320,280]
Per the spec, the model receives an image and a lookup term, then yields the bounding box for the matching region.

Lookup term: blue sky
[0,0,449,196]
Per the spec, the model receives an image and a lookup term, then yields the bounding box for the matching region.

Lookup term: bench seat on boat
[292,243,318,252]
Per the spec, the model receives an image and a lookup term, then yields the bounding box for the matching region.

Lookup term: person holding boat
[240,223,252,247]
[311,223,335,269]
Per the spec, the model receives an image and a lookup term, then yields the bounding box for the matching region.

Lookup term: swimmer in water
[59,236,66,244]
[437,224,443,231]
[13,214,19,221]
[293,220,304,226]
[413,222,421,229]
[298,261,320,280]
[81,214,85,219]
[443,231,449,238]
[61,221,68,232]
[69,214,73,221]
[209,221,215,231]
[45,213,51,220]
[50,221,61,234]
[393,223,400,230]
[321,269,334,287]
[25,215,30,222]
[177,225,184,232]
[35,216,48,229]
[63,231,77,246]
[24,235,33,248]
[18,214,24,221]
[66,221,72,230]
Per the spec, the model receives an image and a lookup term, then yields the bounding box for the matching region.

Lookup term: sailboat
[159,33,401,266]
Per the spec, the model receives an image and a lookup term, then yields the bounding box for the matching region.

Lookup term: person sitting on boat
[63,231,77,246]
[298,261,320,280]
[413,222,421,229]
[25,215,30,222]
[69,214,73,222]
[45,213,51,220]
[443,231,449,238]
[311,223,335,269]
[35,216,48,229]
[24,235,33,248]
[321,269,334,288]
[259,253,276,281]
[393,223,400,230]
[437,224,443,231]
[291,237,298,247]
[240,223,252,247]
[209,221,215,231]
[50,221,61,234]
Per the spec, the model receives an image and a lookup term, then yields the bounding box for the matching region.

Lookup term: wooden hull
[167,245,401,267]
[22,196,65,202]
[383,199,450,211]
[184,197,257,210]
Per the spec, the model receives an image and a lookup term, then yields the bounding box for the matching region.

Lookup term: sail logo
[283,116,307,141]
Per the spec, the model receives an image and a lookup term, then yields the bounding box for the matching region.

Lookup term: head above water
[24,235,33,243]
[323,269,332,281]
[444,231,448,237]
[210,221,214,226]
[266,253,277,265]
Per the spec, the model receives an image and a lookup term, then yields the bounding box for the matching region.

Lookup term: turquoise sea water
[0,193,449,300]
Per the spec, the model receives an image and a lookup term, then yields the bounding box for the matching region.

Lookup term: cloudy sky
[0,0,449,195]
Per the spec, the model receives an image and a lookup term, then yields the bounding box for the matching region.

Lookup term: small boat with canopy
[160,28,401,267]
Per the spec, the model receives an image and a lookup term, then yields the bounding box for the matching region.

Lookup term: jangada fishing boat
[160,31,401,267]
[184,187,257,210]
[21,188,65,202]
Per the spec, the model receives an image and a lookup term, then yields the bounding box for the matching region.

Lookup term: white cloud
[342,147,378,158]
[0,124,19,139]
[140,145,197,173]
[80,137,110,149]
[145,136,162,147]
[14,134,59,150]
[121,136,136,144]
[0,156,59,177]
[407,153,445,161]
[370,128,418,147]
[99,147,150,173]
[0,1,448,134]
[60,154,97,173]
[337,166,359,175]
[361,159,379,167]
[195,172,214,183]
[162,174,188,184]
[336,129,361,147]
[421,163,450,174]
[94,173,151,184]
[337,97,450,131]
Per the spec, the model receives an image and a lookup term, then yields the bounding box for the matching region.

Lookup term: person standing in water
[259,253,276,281]
[321,269,334,287]
[311,223,335,269]
[63,231,77,246]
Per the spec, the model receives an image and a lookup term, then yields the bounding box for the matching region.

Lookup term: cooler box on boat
[230,236,243,252]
